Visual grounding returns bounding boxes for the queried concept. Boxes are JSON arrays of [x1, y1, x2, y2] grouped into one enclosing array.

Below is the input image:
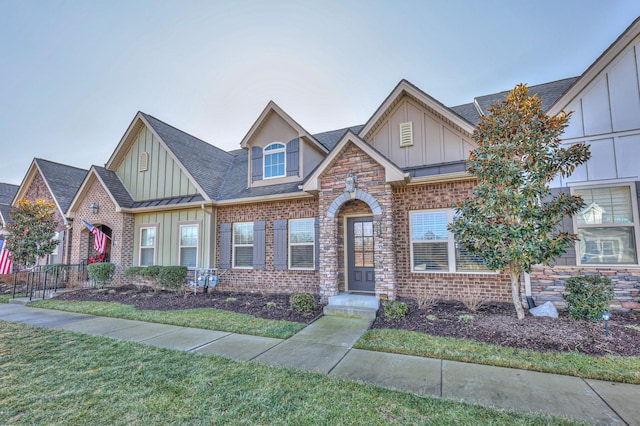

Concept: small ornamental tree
[[448, 84, 591, 320], [5, 198, 60, 269]]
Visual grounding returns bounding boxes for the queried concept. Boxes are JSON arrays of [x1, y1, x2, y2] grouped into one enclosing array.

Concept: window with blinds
[[179, 224, 198, 268], [575, 185, 638, 265], [233, 222, 254, 268], [410, 209, 488, 273], [289, 218, 314, 269]]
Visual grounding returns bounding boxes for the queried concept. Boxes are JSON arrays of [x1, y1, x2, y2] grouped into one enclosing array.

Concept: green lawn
[[0, 321, 581, 425], [356, 329, 640, 384], [29, 299, 304, 339], [25, 298, 640, 383]]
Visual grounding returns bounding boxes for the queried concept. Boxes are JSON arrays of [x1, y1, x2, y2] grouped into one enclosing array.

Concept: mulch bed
[[6, 282, 639, 357], [53, 284, 324, 324], [372, 297, 640, 357]]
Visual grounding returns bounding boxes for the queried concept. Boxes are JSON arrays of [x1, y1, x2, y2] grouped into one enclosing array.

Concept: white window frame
[[288, 218, 315, 270], [573, 183, 640, 266], [178, 222, 199, 268], [232, 222, 254, 269], [409, 209, 491, 274], [263, 142, 286, 179], [139, 225, 158, 266]]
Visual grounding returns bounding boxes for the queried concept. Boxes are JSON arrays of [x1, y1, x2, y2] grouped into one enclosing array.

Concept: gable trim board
[[547, 16, 640, 117], [359, 79, 476, 142], [105, 112, 213, 201], [239, 101, 328, 153], [302, 131, 408, 193]]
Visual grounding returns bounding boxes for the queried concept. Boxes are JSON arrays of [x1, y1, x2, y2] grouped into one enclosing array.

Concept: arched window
[[263, 143, 286, 179]]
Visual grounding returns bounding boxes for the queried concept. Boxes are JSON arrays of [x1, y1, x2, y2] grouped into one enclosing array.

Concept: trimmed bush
[[157, 266, 188, 292], [565, 275, 614, 321], [384, 300, 408, 320], [124, 266, 144, 278], [289, 293, 316, 313], [87, 262, 116, 287], [140, 265, 162, 280]]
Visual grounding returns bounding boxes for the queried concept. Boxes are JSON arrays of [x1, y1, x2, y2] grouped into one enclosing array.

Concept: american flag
[[0, 238, 13, 274], [82, 219, 108, 254]]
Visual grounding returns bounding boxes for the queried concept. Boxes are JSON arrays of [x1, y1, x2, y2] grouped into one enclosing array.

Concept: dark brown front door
[[347, 216, 375, 292]]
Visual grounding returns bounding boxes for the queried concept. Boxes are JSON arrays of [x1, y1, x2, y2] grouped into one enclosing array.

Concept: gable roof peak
[[239, 100, 328, 153]]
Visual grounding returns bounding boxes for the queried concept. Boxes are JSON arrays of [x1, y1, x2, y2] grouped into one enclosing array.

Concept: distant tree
[[5, 198, 59, 269], [448, 84, 591, 320]]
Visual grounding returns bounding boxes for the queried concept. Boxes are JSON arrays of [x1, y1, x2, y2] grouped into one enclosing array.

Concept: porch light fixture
[[91, 202, 99, 214], [602, 311, 611, 337]]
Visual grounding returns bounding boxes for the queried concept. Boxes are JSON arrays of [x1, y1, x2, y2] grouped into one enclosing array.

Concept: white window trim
[[288, 218, 315, 270], [572, 182, 640, 267], [178, 222, 199, 269], [263, 142, 286, 180], [139, 224, 158, 266], [232, 222, 254, 269], [409, 209, 493, 274]]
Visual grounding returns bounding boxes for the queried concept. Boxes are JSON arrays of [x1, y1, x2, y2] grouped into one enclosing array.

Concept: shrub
[[384, 300, 408, 320], [87, 262, 116, 287], [124, 266, 144, 278], [565, 275, 614, 321], [289, 293, 316, 312], [157, 266, 188, 292], [140, 265, 162, 280]]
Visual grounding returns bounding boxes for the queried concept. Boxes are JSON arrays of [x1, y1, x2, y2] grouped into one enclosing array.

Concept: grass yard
[[29, 299, 304, 339], [356, 329, 640, 384], [0, 321, 581, 425]]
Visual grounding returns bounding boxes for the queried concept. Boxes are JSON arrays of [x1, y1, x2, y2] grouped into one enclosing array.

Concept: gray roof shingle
[[313, 125, 364, 151], [141, 113, 235, 200], [453, 77, 579, 126], [0, 204, 12, 225], [0, 183, 18, 205], [93, 166, 134, 209], [36, 159, 88, 214]]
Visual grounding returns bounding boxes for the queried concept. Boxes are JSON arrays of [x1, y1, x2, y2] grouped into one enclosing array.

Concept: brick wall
[[393, 180, 513, 303], [69, 179, 134, 284], [215, 197, 320, 294]]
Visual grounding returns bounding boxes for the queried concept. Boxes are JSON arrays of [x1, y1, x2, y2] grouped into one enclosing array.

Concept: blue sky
[[1, 0, 639, 185]]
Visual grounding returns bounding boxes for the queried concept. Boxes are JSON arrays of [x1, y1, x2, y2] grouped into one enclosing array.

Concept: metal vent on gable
[[399, 122, 413, 147], [138, 152, 149, 172]]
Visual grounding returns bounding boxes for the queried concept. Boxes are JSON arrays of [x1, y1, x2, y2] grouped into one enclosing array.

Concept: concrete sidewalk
[[1, 303, 638, 425]]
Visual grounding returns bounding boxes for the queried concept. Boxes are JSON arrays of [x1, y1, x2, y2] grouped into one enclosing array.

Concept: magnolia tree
[[5, 198, 59, 269], [448, 84, 591, 320]]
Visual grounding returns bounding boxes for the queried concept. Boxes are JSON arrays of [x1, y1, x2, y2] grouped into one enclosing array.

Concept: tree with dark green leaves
[[448, 84, 591, 320], [5, 198, 60, 269]]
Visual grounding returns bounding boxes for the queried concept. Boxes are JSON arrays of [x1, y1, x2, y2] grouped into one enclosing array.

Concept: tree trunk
[[510, 270, 525, 320]]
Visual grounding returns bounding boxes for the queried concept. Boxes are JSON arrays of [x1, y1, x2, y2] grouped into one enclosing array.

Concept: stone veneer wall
[[215, 197, 320, 294], [69, 179, 134, 284], [530, 265, 640, 310], [318, 142, 396, 301], [393, 180, 513, 303]]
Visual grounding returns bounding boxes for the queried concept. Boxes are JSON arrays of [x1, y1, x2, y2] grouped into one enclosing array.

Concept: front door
[[347, 217, 375, 292]]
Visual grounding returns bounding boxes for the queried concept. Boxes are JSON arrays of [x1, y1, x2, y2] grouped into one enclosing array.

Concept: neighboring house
[[0, 182, 18, 236], [64, 17, 640, 308], [12, 158, 87, 266], [527, 17, 640, 308]]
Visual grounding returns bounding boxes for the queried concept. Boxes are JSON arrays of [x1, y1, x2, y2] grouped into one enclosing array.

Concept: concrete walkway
[[1, 303, 638, 425]]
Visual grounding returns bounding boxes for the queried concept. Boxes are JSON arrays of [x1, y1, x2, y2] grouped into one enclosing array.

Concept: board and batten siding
[[117, 126, 199, 201], [133, 208, 214, 268], [369, 97, 475, 169], [554, 33, 640, 187]]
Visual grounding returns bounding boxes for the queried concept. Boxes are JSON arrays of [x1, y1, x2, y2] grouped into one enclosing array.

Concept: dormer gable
[[240, 101, 327, 188], [359, 80, 477, 170]]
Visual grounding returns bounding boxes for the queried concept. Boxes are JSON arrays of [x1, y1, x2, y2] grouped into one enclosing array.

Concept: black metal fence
[[12, 262, 89, 301]]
